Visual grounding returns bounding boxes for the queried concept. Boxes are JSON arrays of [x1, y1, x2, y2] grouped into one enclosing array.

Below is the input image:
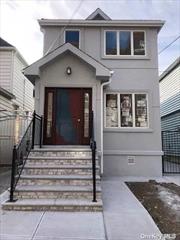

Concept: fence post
[[161, 131, 165, 174], [9, 145, 17, 202], [32, 111, 36, 149]]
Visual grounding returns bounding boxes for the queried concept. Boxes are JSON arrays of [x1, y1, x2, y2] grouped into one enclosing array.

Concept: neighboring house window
[[105, 30, 145, 56], [65, 30, 80, 48], [105, 93, 148, 128]]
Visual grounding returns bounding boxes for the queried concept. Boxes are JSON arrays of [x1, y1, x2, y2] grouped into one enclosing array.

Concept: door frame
[[43, 87, 92, 145]]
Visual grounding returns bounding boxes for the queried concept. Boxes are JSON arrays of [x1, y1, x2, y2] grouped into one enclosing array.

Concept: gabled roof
[[159, 56, 180, 82], [23, 43, 111, 84], [86, 8, 111, 20], [0, 37, 14, 47], [0, 37, 28, 66]]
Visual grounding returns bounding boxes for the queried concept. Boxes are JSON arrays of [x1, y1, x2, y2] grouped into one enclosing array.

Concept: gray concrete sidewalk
[[0, 211, 105, 240], [0, 189, 105, 240], [0, 192, 105, 240], [1, 176, 179, 240], [102, 177, 161, 240]]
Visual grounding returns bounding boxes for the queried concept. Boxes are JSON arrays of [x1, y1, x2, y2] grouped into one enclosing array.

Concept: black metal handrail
[[90, 111, 97, 202], [9, 111, 43, 202]]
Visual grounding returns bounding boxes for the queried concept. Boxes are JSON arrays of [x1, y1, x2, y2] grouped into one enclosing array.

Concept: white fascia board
[[38, 19, 165, 29], [23, 43, 111, 79]]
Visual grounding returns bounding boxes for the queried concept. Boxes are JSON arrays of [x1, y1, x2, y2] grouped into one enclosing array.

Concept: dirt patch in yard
[[126, 181, 180, 239]]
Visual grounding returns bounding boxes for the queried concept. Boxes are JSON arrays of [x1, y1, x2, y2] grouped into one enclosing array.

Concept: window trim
[[64, 29, 81, 48], [104, 92, 149, 129], [104, 30, 146, 57]]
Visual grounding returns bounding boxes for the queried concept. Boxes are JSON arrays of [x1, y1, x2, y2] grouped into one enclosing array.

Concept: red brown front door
[[44, 88, 92, 145]]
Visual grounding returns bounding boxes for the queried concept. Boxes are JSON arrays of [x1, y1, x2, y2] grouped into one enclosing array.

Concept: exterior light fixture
[[66, 67, 72, 75]]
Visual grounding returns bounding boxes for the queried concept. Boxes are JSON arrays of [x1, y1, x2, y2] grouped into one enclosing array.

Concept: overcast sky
[[0, 0, 180, 74]]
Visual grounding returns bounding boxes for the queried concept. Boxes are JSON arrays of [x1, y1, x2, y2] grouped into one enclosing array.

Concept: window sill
[[103, 128, 153, 133], [101, 55, 150, 60]]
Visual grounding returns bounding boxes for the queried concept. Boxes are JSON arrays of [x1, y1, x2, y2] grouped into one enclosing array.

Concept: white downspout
[[100, 70, 114, 174]]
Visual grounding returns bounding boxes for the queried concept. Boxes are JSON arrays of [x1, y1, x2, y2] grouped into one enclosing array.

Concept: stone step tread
[[31, 148, 91, 152], [19, 174, 101, 180], [28, 156, 98, 160], [15, 185, 101, 192], [3, 198, 102, 207], [24, 164, 99, 169]]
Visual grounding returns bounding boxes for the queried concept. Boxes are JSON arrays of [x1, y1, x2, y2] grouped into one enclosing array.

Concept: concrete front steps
[[2, 146, 102, 212], [14, 185, 102, 200], [18, 174, 101, 186], [22, 164, 100, 175], [3, 199, 103, 211]]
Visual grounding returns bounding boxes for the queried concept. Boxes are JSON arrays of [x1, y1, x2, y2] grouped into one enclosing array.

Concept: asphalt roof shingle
[[0, 37, 14, 47]]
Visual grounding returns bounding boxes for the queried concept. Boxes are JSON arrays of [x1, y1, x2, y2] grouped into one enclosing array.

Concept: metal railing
[[9, 112, 43, 201], [90, 111, 97, 202], [162, 131, 180, 174]]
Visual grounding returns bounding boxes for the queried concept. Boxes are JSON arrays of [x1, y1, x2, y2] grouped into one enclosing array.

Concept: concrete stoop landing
[[2, 146, 102, 211]]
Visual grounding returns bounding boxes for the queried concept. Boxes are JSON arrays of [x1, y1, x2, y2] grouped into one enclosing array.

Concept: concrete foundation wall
[[103, 155, 162, 177]]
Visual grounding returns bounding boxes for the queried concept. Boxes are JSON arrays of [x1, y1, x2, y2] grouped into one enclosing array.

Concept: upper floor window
[[105, 31, 117, 55], [105, 30, 145, 56], [65, 30, 80, 48]]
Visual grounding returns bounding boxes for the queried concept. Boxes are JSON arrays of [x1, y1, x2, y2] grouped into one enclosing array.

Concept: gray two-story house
[[2, 9, 165, 211], [24, 8, 164, 177]]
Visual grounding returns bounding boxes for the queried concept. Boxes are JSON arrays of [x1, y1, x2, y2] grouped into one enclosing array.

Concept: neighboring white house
[[0, 87, 15, 165], [159, 57, 180, 131], [0, 37, 34, 112], [0, 37, 34, 165]]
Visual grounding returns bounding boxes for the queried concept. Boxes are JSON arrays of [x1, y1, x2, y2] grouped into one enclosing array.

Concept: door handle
[[77, 119, 81, 122]]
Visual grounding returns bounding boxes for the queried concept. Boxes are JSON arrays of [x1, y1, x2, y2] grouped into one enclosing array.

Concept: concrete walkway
[[1, 176, 179, 240], [0, 191, 105, 240], [102, 177, 161, 240]]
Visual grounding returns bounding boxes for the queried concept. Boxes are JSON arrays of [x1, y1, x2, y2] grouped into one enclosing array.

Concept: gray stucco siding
[[103, 155, 162, 177], [103, 106, 162, 152], [43, 27, 158, 70]]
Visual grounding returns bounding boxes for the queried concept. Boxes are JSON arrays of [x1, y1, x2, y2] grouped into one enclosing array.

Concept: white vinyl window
[[105, 93, 148, 128], [105, 30, 146, 56]]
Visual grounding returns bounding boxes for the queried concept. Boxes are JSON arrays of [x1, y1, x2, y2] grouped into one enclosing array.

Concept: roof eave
[[159, 56, 180, 82], [23, 43, 111, 83], [38, 19, 165, 29], [0, 87, 16, 100]]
